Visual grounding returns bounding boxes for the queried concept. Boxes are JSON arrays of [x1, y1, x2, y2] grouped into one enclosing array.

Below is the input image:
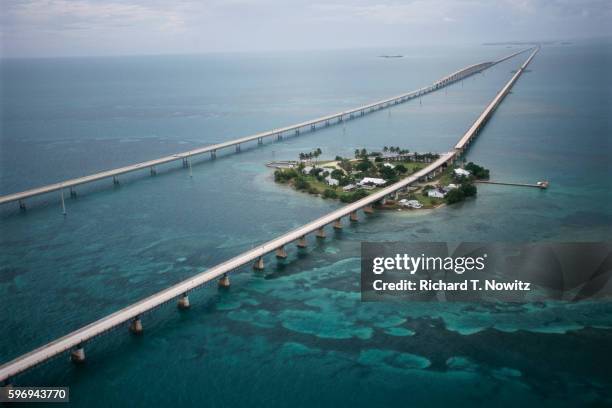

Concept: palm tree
[[383, 146, 388, 153], [314, 148, 321, 166]]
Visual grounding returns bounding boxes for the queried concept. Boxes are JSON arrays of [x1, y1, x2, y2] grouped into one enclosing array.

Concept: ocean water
[[0, 42, 611, 407]]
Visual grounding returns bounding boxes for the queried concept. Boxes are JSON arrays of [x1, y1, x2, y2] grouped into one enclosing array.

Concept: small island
[[270, 147, 490, 210]]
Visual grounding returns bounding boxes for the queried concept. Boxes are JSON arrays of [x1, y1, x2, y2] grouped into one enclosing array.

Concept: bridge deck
[[455, 47, 539, 150]]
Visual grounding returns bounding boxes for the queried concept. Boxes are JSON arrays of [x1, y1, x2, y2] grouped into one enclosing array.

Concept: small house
[[427, 188, 446, 198], [358, 177, 386, 187], [454, 168, 471, 178], [325, 176, 339, 186]]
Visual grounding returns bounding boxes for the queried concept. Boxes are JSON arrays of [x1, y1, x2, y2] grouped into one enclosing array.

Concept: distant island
[[378, 55, 404, 58], [269, 147, 490, 210], [482, 41, 552, 46]]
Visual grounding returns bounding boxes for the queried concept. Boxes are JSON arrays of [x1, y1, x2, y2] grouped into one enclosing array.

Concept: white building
[[325, 176, 339, 186], [447, 183, 459, 190], [343, 184, 356, 192], [383, 163, 395, 169], [427, 189, 446, 198], [399, 199, 423, 209], [406, 200, 423, 209], [454, 168, 471, 177], [302, 166, 313, 175], [358, 177, 386, 187]]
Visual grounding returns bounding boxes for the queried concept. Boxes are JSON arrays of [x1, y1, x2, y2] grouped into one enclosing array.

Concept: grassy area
[[275, 159, 444, 205]]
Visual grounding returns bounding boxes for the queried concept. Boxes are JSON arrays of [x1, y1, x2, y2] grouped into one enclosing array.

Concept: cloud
[[0, 0, 610, 57], [310, 1, 454, 25], [1, 0, 189, 33]]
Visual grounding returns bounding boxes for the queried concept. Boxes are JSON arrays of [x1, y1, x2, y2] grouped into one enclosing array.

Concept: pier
[[0, 49, 530, 213], [0, 47, 538, 383], [475, 180, 549, 189]]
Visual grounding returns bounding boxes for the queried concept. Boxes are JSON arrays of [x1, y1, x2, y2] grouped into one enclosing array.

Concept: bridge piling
[[316, 227, 326, 239], [333, 219, 343, 230], [253, 256, 264, 270], [60, 190, 66, 216], [276, 246, 288, 259], [364, 205, 374, 214], [129, 317, 143, 334], [218, 274, 230, 288], [150, 167, 156, 176], [178, 293, 190, 309], [350, 211, 358, 222], [19, 200, 26, 211], [297, 236, 307, 248], [188, 158, 193, 178], [71, 345, 85, 364], [113, 176, 119, 185]]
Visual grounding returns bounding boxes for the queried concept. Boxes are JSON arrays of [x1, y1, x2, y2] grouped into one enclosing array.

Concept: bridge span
[[0, 48, 530, 213], [0, 46, 540, 383]]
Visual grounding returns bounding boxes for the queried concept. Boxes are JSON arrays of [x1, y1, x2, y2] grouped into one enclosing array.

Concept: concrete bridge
[[455, 47, 539, 152], [0, 49, 530, 214], [0, 47, 539, 384]]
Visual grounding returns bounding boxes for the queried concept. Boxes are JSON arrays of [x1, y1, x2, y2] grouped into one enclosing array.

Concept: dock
[[475, 180, 549, 189]]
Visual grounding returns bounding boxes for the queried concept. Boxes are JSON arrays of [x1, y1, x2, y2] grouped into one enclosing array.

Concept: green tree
[[395, 164, 408, 174], [331, 169, 344, 180], [313, 148, 322, 165], [380, 166, 397, 180], [294, 177, 310, 191], [460, 182, 477, 197], [340, 189, 369, 203], [465, 162, 490, 179], [322, 189, 338, 199], [445, 188, 465, 204], [356, 160, 371, 172]]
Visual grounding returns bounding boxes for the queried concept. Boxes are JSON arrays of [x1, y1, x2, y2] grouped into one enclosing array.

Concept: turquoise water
[[0, 42, 611, 406]]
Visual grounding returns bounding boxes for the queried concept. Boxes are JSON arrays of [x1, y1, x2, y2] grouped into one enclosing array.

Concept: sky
[[1, 0, 611, 58]]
